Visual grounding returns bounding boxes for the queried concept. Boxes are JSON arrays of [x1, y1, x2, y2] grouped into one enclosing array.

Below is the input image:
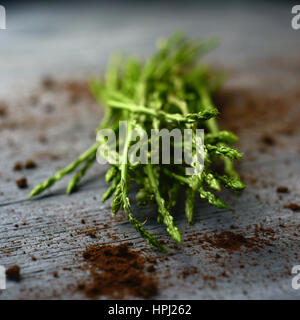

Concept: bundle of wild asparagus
[[29, 33, 245, 252]]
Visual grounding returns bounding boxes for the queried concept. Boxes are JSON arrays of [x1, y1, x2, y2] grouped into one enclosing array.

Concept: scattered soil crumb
[[13, 162, 23, 171], [24, 159, 37, 169], [261, 135, 276, 146], [42, 76, 56, 90], [204, 231, 259, 253], [87, 229, 96, 238], [276, 186, 289, 193], [284, 203, 300, 211], [182, 266, 198, 279], [6, 265, 21, 281], [147, 265, 156, 273], [34, 152, 60, 160], [0, 103, 7, 117], [16, 177, 28, 189], [53, 271, 59, 278], [63, 267, 72, 271]]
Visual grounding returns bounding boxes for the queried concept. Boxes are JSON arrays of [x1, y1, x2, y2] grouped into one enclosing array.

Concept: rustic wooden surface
[[0, 2, 300, 299]]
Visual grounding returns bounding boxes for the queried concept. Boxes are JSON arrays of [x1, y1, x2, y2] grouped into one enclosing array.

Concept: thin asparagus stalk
[[145, 163, 182, 243], [163, 168, 227, 209], [106, 100, 218, 123], [199, 87, 243, 182], [66, 154, 97, 194], [102, 175, 119, 202], [185, 188, 196, 225], [28, 143, 99, 199], [118, 113, 166, 250]]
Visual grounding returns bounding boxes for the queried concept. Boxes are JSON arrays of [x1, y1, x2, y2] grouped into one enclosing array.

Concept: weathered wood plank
[[0, 2, 300, 299]]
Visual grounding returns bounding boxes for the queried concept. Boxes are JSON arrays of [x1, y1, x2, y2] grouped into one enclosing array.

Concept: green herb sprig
[[29, 33, 245, 252]]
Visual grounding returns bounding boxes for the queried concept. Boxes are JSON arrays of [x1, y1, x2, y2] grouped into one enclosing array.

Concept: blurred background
[[0, 0, 299, 94]]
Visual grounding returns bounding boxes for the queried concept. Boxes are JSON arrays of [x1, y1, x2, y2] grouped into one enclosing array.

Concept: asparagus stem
[[206, 144, 242, 159], [163, 168, 227, 209], [28, 143, 99, 198], [119, 113, 166, 251], [66, 154, 97, 195], [146, 164, 182, 243], [199, 87, 241, 179], [106, 100, 218, 123], [185, 188, 195, 225], [102, 175, 119, 202], [127, 211, 167, 252]]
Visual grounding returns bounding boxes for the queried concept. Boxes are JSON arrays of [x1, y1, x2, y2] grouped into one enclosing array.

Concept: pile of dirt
[[78, 243, 158, 299]]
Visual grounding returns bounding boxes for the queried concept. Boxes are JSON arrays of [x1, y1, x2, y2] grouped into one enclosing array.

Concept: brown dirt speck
[[6, 265, 21, 281], [13, 162, 23, 171], [276, 186, 289, 193], [284, 203, 300, 211], [24, 159, 37, 169], [16, 177, 28, 189]]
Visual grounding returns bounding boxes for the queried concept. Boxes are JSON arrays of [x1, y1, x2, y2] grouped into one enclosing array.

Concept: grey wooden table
[[0, 2, 300, 299]]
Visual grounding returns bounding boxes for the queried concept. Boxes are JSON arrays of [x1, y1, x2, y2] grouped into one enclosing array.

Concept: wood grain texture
[[0, 2, 300, 299]]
